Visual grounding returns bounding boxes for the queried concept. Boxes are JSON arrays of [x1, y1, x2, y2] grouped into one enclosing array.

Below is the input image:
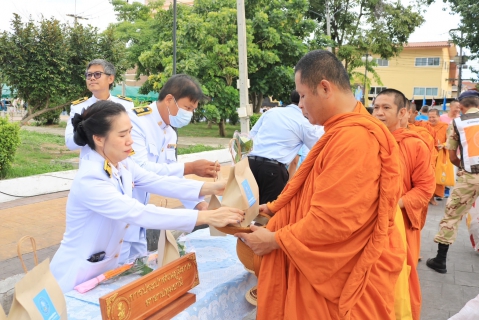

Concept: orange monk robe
[[393, 128, 435, 320], [408, 123, 437, 168], [257, 102, 406, 320], [415, 120, 436, 141], [431, 122, 449, 197]]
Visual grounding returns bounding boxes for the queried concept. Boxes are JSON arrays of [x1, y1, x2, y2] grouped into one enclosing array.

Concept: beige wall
[[356, 45, 458, 102]]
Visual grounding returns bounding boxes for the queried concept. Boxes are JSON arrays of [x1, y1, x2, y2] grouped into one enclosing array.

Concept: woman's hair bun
[[72, 113, 88, 147]]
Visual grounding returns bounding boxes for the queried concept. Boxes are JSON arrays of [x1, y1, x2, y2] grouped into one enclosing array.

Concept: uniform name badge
[[166, 144, 176, 161]]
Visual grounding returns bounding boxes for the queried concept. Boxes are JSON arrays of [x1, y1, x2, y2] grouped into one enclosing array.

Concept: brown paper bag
[[156, 230, 180, 268], [0, 305, 6, 320], [208, 195, 226, 236], [221, 157, 259, 227], [8, 236, 67, 320]]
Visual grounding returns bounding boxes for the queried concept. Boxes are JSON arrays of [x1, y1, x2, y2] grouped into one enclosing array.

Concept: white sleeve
[[129, 122, 184, 177], [78, 178, 198, 232], [65, 104, 82, 150], [129, 159, 202, 201], [301, 123, 324, 150]]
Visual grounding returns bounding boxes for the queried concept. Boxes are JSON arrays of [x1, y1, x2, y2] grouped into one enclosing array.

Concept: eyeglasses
[[85, 71, 110, 80]]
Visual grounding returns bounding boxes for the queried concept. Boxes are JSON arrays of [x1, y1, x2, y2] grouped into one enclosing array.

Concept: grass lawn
[[2, 130, 222, 179], [177, 122, 240, 138], [3, 130, 79, 179]]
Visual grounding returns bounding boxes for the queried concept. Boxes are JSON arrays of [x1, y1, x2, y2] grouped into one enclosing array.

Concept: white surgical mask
[[168, 98, 193, 128]]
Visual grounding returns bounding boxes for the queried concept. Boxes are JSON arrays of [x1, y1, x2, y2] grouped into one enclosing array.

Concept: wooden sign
[[99, 253, 199, 320]]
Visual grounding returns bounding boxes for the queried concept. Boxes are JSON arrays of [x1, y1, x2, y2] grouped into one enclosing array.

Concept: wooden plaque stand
[[99, 253, 199, 320]]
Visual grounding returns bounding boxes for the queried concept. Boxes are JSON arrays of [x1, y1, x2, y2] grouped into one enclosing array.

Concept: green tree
[[308, 0, 425, 89], [0, 15, 128, 125]]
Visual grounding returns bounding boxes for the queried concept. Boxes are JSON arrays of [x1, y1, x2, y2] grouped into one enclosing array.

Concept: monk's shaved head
[[428, 109, 440, 116], [295, 50, 351, 93], [376, 89, 407, 114]]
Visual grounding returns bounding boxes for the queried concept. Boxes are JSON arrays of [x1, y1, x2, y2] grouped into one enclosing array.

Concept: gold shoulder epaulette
[[117, 95, 133, 102], [71, 97, 88, 105], [132, 106, 152, 116], [129, 149, 135, 156], [104, 160, 112, 178]]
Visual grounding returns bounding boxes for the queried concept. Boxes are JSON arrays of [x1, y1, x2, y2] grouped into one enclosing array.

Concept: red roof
[[405, 41, 451, 48]]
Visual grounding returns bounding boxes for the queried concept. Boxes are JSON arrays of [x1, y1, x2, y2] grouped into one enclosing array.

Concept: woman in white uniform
[[50, 101, 244, 292]]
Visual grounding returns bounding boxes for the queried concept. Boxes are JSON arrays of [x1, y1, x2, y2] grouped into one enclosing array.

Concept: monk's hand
[[259, 204, 273, 217], [235, 225, 280, 256]]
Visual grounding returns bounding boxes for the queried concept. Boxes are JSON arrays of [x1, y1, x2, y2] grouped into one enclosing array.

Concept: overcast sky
[[0, 0, 477, 79]]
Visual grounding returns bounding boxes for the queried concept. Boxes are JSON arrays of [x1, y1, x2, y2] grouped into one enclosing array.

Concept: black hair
[[460, 97, 479, 108], [428, 108, 440, 116], [376, 88, 407, 113], [290, 90, 300, 104], [158, 74, 207, 103], [420, 105, 429, 113], [295, 50, 351, 93], [72, 100, 127, 150]]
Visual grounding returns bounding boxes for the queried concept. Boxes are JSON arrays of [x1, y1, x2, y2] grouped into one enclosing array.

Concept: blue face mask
[[168, 98, 193, 128]]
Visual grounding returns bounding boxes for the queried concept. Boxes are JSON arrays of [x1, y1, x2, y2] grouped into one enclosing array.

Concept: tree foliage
[[445, 0, 479, 77], [308, 0, 426, 88], [0, 15, 128, 125], [112, 0, 319, 135]]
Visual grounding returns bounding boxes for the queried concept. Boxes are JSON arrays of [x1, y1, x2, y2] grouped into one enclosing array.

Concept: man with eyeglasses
[[65, 59, 134, 157]]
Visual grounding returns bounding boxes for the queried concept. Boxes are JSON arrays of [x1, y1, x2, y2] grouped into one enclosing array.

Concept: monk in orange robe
[[373, 89, 435, 320], [236, 51, 405, 320], [407, 103, 436, 169], [428, 108, 450, 203]]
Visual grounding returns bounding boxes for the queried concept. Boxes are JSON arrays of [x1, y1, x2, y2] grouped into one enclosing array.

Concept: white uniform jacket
[[50, 151, 202, 293], [125, 103, 202, 242], [65, 95, 134, 158]]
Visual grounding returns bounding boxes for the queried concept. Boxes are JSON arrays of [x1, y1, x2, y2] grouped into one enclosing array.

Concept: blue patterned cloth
[[65, 228, 257, 320]]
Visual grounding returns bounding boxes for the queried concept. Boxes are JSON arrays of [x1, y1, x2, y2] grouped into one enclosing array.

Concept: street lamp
[[361, 54, 373, 104]]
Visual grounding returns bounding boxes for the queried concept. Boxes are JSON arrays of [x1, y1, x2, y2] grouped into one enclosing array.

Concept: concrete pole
[[173, 0, 177, 75], [236, 0, 250, 134], [326, 1, 332, 52]]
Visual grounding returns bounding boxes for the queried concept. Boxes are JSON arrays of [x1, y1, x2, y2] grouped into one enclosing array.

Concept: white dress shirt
[[65, 94, 134, 157], [50, 151, 203, 292], [124, 102, 202, 244], [249, 104, 324, 164]]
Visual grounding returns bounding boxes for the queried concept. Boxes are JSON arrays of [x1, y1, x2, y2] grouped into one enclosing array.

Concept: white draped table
[[65, 228, 257, 320]]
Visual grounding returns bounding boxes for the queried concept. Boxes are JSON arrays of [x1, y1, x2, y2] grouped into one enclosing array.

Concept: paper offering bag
[[208, 195, 226, 236], [0, 305, 6, 320], [221, 157, 259, 227], [8, 236, 66, 320]]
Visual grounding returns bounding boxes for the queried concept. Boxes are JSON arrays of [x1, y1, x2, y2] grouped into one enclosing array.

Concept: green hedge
[[0, 117, 21, 176], [249, 113, 262, 129]]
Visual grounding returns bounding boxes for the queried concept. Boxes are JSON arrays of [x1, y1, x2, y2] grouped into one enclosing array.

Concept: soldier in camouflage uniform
[[427, 90, 479, 273]]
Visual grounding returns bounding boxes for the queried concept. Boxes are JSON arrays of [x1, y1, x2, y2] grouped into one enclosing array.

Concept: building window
[[369, 86, 388, 96], [415, 57, 440, 67], [375, 58, 389, 67], [413, 87, 439, 96]]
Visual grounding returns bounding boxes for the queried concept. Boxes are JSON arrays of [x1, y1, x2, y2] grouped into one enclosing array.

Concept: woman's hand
[[199, 180, 226, 196], [196, 207, 245, 227]]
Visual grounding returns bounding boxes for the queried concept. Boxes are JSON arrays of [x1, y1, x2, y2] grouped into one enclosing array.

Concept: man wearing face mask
[[121, 74, 220, 263]]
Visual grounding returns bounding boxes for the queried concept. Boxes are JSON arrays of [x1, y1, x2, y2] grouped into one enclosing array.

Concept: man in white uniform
[[65, 59, 135, 158], [122, 74, 219, 262]]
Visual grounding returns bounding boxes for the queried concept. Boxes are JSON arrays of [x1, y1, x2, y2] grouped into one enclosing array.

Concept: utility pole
[[236, 0, 251, 134], [361, 54, 373, 105], [326, 2, 331, 52], [67, 0, 87, 25], [172, 0, 177, 75]]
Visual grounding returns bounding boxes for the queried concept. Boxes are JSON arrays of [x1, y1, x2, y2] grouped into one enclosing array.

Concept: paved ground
[[1, 185, 478, 318]]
